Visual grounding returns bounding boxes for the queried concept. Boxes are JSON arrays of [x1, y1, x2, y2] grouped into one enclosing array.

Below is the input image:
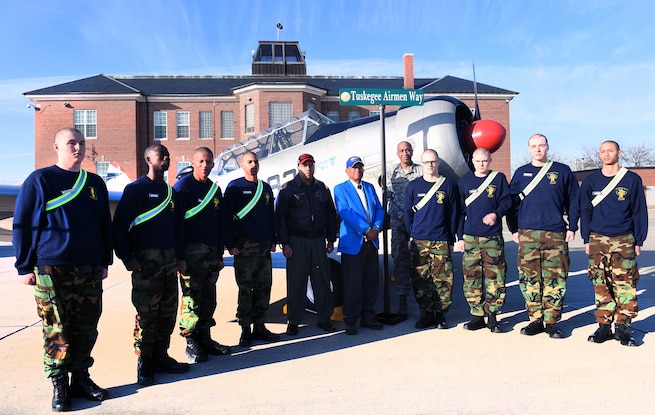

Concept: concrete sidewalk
[[1, 234, 655, 414]]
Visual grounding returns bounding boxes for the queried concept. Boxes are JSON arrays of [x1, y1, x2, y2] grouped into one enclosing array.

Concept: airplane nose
[[464, 119, 506, 153]]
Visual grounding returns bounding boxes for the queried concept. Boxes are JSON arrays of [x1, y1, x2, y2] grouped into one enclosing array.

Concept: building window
[[245, 104, 254, 133], [199, 111, 213, 140], [96, 161, 109, 180], [307, 103, 315, 111], [327, 110, 340, 122], [177, 161, 191, 177], [369, 110, 381, 117], [154, 111, 167, 140], [177, 111, 190, 140], [269, 102, 292, 127], [74, 110, 97, 139], [348, 110, 360, 120], [221, 111, 235, 139]]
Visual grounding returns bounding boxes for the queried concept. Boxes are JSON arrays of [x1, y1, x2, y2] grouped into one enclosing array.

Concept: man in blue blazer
[[334, 156, 386, 335]]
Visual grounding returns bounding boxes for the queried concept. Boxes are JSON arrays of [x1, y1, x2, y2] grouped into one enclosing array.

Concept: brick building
[[24, 40, 518, 184]]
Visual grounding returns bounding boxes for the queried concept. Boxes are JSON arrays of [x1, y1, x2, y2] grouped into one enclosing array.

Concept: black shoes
[[588, 324, 613, 344], [436, 312, 448, 329], [153, 351, 190, 374], [239, 326, 252, 347], [199, 330, 231, 355], [344, 322, 358, 335], [614, 324, 637, 347], [487, 314, 502, 333], [70, 369, 108, 401], [51, 373, 71, 412], [360, 319, 383, 330], [415, 311, 436, 329], [520, 320, 545, 336], [286, 323, 299, 336], [317, 321, 337, 333], [185, 336, 209, 363], [545, 324, 564, 339], [463, 316, 486, 331], [252, 324, 280, 342], [137, 354, 155, 386]]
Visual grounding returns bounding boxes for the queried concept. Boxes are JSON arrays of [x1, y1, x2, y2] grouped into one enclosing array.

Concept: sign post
[[340, 88, 424, 325]]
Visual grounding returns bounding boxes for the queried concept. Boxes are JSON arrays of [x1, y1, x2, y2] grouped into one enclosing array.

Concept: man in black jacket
[[276, 153, 339, 335]]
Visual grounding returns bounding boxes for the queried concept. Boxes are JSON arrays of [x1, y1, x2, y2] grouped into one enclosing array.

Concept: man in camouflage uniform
[[508, 134, 579, 339], [113, 144, 189, 386], [224, 151, 280, 347], [455, 148, 511, 333], [580, 140, 648, 346], [386, 141, 422, 315], [174, 147, 230, 362], [13, 127, 112, 411], [404, 149, 459, 329]]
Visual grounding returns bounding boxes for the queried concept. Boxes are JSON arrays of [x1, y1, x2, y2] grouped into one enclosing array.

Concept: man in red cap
[[276, 153, 339, 335]]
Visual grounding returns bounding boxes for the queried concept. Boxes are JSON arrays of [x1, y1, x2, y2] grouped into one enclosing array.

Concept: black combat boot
[[239, 325, 252, 347], [436, 311, 448, 329], [520, 320, 544, 336], [70, 369, 108, 401], [200, 328, 231, 355], [136, 353, 155, 386], [545, 323, 564, 339], [51, 373, 71, 412], [487, 313, 502, 333], [252, 323, 280, 342], [185, 335, 209, 363], [397, 295, 408, 316], [463, 315, 486, 331], [153, 350, 190, 373], [415, 311, 436, 329], [614, 324, 637, 347], [587, 323, 613, 343]]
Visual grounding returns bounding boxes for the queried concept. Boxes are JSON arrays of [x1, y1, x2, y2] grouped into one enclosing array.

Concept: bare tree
[[621, 144, 655, 167], [576, 143, 655, 169]]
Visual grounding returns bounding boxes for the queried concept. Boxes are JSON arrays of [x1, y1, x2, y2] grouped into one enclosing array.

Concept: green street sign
[[339, 88, 424, 106]]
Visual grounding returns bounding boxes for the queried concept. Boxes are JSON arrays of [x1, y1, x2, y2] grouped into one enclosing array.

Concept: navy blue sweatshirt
[[13, 166, 112, 275], [457, 171, 511, 239], [579, 169, 648, 245], [112, 175, 184, 264], [174, 174, 224, 256], [404, 176, 459, 243], [508, 161, 580, 233], [223, 177, 276, 250]]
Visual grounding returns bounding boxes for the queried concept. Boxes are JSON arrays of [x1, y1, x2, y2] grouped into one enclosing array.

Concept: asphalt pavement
[[1, 222, 655, 414]]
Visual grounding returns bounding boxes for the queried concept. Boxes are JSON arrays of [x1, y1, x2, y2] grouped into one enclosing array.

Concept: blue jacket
[[334, 180, 385, 255]]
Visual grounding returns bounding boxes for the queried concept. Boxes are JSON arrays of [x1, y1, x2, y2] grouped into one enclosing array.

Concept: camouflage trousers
[[588, 232, 639, 326], [391, 224, 412, 296], [178, 242, 222, 337], [517, 230, 569, 324], [34, 264, 103, 377], [410, 240, 453, 313], [233, 239, 273, 327], [131, 248, 178, 355], [461, 234, 507, 316]]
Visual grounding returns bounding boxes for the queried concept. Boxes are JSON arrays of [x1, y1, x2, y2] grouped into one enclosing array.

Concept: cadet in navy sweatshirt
[[13, 127, 112, 411], [455, 148, 511, 333], [404, 149, 459, 330], [113, 144, 188, 386], [580, 140, 648, 347], [508, 133, 579, 339]]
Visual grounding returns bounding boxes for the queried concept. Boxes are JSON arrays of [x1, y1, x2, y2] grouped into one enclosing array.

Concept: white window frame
[[154, 111, 167, 140], [199, 111, 213, 140], [245, 104, 255, 133], [176, 111, 190, 140], [221, 110, 235, 140], [74, 110, 97, 139], [269, 102, 293, 128], [96, 161, 109, 180]]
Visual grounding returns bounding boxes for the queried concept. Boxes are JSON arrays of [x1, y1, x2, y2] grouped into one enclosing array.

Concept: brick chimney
[[403, 53, 414, 89]]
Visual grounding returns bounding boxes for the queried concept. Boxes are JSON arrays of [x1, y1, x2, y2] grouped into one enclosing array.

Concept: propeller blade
[[472, 60, 481, 121]]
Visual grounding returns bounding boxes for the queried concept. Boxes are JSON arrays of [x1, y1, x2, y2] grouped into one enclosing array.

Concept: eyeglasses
[[422, 160, 438, 165]]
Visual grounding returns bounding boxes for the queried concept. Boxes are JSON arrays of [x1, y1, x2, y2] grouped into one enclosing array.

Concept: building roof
[[24, 74, 517, 97]]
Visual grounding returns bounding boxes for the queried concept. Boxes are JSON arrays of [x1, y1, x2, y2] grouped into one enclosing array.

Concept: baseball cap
[[346, 156, 364, 168], [298, 153, 315, 165]]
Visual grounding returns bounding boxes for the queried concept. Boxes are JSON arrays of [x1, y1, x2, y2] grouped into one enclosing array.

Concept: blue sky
[[1, 0, 653, 184]]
